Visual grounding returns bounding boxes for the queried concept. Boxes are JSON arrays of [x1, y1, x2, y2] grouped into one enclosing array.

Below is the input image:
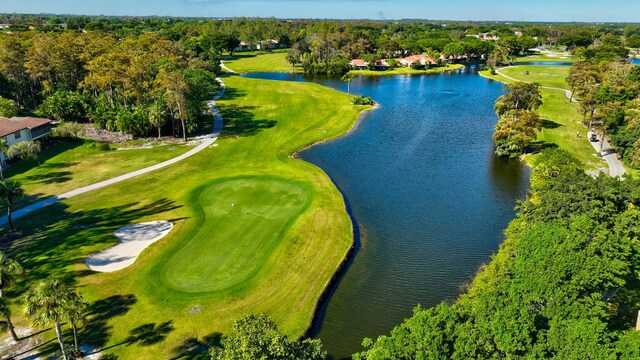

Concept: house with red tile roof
[[349, 59, 369, 70], [0, 116, 52, 164], [398, 54, 437, 67]]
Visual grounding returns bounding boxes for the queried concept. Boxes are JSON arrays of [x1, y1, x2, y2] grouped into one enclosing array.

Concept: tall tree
[[494, 82, 543, 116], [210, 314, 326, 360], [0, 297, 19, 341], [0, 251, 23, 341], [0, 180, 25, 232], [24, 279, 73, 360], [66, 290, 88, 354], [154, 66, 190, 142]]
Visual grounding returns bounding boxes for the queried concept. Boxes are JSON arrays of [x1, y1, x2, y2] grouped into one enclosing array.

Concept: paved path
[[0, 79, 226, 228], [220, 60, 235, 74], [587, 131, 627, 177], [494, 66, 626, 177]]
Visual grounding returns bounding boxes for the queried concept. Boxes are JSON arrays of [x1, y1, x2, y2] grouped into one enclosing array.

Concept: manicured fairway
[[499, 65, 571, 89], [5, 75, 368, 358], [2, 140, 191, 210], [480, 66, 607, 171], [161, 177, 310, 293], [224, 51, 297, 72]]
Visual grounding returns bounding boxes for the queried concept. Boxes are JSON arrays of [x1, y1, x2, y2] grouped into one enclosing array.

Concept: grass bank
[[3, 140, 192, 210], [224, 51, 299, 73], [479, 66, 607, 171], [349, 64, 464, 76], [4, 75, 370, 358]]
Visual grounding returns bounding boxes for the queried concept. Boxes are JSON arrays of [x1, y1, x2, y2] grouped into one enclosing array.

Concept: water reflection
[[244, 67, 531, 358]]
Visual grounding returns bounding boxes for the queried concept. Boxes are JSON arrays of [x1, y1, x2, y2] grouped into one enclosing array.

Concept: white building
[[0, 117, 52, 164]]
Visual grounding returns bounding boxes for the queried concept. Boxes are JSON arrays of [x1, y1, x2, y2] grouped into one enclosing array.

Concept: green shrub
[[352, 96, 374, 105], [89, 141, 111, 151]]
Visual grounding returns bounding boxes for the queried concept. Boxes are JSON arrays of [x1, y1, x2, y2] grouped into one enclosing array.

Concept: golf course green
[[161, 177, 311, 293], [5, 75, 370, 358]]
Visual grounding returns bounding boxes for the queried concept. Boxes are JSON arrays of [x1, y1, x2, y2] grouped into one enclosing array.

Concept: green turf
[[161, 177, 310, 293], [4, 75, 369, 359], [224, 51, 299, 73], [513, 54, 573, 63], [3, 140, 191, 210], [499, 66, 571, 89], [479, 67, 608, 171], [348, 64, 464, 76]]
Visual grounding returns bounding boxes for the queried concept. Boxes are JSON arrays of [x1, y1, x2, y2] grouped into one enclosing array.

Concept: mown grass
[[348, 64, 464, 76], [224, 51, 299, 73], [3, 140, 191, 210], [499, 66, 571, 89], [513, 54, 573, 63], [4, 75, 369, 359], [480, 67, 607, 171]]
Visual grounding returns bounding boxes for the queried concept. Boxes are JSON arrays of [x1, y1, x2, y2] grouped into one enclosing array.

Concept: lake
[[244, 67, 531, 358]]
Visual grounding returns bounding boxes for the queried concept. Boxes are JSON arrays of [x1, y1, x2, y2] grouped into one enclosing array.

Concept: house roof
[[0, 117, 52, 137], [350, 59, 368, 67]]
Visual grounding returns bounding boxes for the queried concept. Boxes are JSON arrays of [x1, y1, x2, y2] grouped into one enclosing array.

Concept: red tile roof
[[0, 117, 51, 137], [350, 59, 368, 67]]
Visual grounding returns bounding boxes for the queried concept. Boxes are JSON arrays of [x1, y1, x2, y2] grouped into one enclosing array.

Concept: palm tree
[[66, 290, 88, 353], [25, 279, 73, 360], [0, 297, 19, 341], [0, 251, 23, 299], [0, 180, 25, 232], [341, 74, 354, 95]]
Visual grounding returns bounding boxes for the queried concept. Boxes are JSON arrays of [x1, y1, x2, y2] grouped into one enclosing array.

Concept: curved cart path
[[494, 67, 626, 177], [0, 79, 226, 227]]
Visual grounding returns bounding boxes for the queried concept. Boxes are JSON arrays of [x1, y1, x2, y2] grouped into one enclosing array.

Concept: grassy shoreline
[[479, 67, 608, 171], [4, 76, 371, 359], [348, 64, 464, 76]]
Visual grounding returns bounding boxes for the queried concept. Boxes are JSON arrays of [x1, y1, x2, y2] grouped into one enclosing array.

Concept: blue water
[[632, 58, 640, 65], [244, 68, 531, 358]]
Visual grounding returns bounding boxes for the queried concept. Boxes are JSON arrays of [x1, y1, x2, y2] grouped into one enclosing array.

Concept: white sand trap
[[86, 221, 173, 272]]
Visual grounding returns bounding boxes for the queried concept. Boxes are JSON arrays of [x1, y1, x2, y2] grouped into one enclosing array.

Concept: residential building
[[0, 117, 52, 164]]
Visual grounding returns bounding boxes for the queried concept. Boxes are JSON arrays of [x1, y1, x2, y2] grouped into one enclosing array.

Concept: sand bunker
[[86, 221, 173, 272]]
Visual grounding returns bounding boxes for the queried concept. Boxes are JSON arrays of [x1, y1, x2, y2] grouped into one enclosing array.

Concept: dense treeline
[[566, 37, 640, 168], [0, 30, 220, 138], [355, 149, 640, 359]]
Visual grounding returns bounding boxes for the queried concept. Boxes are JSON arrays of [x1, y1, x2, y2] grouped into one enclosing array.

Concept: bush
[[89, 141, 111, 151], [352, 96, 375, 105]]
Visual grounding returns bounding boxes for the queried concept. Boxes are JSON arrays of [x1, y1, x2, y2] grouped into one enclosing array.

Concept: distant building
[[398, 54, 437, 67], [468, 33, 500, 42], [0, 24, 11, 30], [0, 117, 52, 164], [349, 59, 369, 70]]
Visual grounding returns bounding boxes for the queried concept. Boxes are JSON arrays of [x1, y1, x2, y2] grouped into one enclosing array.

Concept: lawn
[[4, 75, 369, 359], [224, 51, 299, 73], [348, 64, 464, 76], [2, 140, 192, 210], [513, 53, 573, 63], [480, 66, 607, 171], [499, 65, 571, 89]]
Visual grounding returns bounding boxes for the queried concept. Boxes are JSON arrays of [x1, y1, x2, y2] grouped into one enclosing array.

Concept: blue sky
[[1, 0, 639, 22]]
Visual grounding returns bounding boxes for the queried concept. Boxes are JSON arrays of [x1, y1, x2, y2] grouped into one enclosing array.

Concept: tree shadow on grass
[[542, 119, 564, 129], [78, 294, 139, 349], [2, 139, 85, 178], [527, 141, 558, 155], [24, 170, 73, 184], [6, 198, 183, 296], [170, 332, 223, 359], [220, 104, 277, 138]]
